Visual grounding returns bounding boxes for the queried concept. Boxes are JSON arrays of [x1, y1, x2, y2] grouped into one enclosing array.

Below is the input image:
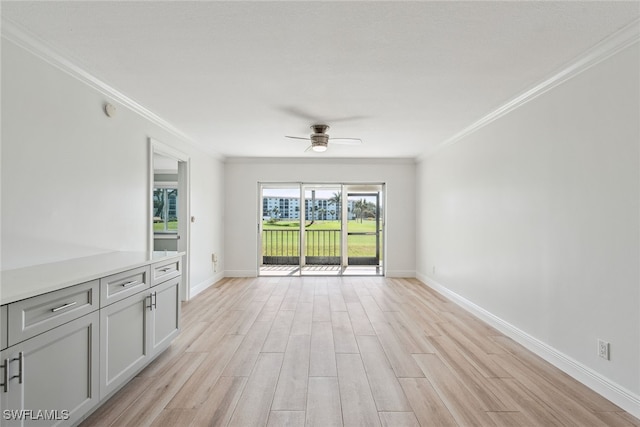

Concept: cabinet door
[[1, 311, 99, 427], [99, 291, 151, 399], [149, 277, 180, 355]]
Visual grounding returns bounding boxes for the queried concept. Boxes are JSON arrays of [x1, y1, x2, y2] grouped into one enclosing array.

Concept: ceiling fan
[[286, 124, 362, 152]]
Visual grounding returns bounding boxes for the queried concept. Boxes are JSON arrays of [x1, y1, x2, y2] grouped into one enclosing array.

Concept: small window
[[153, 186, 178, 232]]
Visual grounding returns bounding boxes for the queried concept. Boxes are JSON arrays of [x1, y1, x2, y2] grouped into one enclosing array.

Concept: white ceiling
[[2, 1, 638, 159]]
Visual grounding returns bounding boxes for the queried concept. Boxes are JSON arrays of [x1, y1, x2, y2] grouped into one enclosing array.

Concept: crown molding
[[224, 156, 416, 165], [1, 17, 224, 160], [418, 18, 640, 162]]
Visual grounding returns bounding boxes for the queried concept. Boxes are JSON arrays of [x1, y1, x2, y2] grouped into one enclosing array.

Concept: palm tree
[[354, 198, 375, 223], [271, 206, 280, 220], [328, 192, 341, 209]]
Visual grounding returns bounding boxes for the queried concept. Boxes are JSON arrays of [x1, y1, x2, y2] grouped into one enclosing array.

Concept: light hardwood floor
[[81, 276, 640, 427]]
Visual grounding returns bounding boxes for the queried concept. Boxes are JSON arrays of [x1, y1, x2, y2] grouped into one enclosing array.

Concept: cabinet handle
[[52, 301, 77, 312], [12, 353, 23, 384], [1, 353, 23, 392], [159, 267, 172, 273], [152, 292, 158, 310], [1, 358, 8, 392], [146, 294, 153, 310], [122, 280, 138, 288]]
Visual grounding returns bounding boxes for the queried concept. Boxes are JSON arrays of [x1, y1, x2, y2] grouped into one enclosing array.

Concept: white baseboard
[[189, 272, 225, 299], [224, 270, 257, 278], [415, 272, 640, 419], [385, 270, 416, 278]]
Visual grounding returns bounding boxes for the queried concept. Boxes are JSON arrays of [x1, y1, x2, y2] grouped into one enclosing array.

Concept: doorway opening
[[149, 138, 191, 301], [258, 183, 384, 276]]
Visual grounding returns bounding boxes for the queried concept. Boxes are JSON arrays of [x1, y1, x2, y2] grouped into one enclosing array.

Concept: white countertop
[[0, 251, 184, 305]]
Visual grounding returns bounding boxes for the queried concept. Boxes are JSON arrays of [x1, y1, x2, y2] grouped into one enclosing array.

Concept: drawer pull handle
[[159, 267, 173, 273], [52, 301, 77, 312], [122, 280, 138, 288]]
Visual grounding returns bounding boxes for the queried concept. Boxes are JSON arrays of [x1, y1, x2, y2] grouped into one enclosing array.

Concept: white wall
[[224, 158, 415, 277], [1, 38, 224, 296], [416, 42, 639, 408]]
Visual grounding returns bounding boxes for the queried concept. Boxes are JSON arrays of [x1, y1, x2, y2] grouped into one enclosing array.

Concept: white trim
[[419, 18, 640, 161], [416, 272, 640, 419], [224, 270, 258, 278], [225, 157, 416, 165], [149, 138, 192, 301], [1, 17, 224, 160], [190, 272, 225, 299], [150, 138, 190, 163]]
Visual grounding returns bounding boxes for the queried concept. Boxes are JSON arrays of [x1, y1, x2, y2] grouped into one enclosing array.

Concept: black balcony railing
[[262, 229, 341, 265]]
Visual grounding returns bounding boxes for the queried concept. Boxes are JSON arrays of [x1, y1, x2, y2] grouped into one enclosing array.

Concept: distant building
[[263, 197, 355, 220]]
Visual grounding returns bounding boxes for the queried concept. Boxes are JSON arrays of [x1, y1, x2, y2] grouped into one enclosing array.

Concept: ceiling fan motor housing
[[311, 124, 329, 134], [311, 133, 329, 150]]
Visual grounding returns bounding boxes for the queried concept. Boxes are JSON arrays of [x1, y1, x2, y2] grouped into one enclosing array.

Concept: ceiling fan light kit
[[311, 142, 328, 152], [311, 133, 329, 152]]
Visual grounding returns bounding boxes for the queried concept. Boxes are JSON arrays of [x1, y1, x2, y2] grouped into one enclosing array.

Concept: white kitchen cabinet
[[0, 252, 183, 424], [149, 275, 180, 355], [1, 311, 99, 427], [99, 289, 152, 399]]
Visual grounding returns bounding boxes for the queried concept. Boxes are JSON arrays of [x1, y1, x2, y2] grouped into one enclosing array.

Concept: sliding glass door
[[259, 183, 384, 276]]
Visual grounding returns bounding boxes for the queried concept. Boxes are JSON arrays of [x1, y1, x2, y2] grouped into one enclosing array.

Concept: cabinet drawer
[[151, 257, 181, 286], [1, 305, 7, 350], [100, 265, 150, 307], [7, 280, 98, 346]]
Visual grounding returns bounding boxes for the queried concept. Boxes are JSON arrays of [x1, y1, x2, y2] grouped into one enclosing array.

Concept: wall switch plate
[[598, 339, 610, 360]]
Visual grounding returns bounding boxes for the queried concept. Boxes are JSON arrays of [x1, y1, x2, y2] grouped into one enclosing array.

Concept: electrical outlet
[[598, 339, 610, 360], [212, 253, 218, 263]]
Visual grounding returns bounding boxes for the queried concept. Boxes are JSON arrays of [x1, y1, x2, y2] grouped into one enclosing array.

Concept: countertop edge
[[1, 251, 185, 305]]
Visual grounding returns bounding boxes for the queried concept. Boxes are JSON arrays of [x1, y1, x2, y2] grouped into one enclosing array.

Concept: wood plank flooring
[[81, 276, 639, 427]]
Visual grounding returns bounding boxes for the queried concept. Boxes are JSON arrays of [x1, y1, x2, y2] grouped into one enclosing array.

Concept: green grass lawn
[[154, 221, 178, 231], [262, 220, 382, 258]]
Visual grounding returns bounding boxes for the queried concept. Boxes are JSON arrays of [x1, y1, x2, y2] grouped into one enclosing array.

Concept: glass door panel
[[260, 185, 302, 275], [302, 185, 342, 275], [346, 188, 383, 273]]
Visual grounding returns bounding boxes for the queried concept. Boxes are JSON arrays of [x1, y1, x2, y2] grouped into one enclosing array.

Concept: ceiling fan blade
[[330, 138, 362, 145], [278, 106, 318, 121], [285, 136, 311, 141], [277, 106, 369, 123]]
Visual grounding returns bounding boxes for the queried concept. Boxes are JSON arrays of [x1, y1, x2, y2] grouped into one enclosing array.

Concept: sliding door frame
[[258, 182, 385, 276]]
